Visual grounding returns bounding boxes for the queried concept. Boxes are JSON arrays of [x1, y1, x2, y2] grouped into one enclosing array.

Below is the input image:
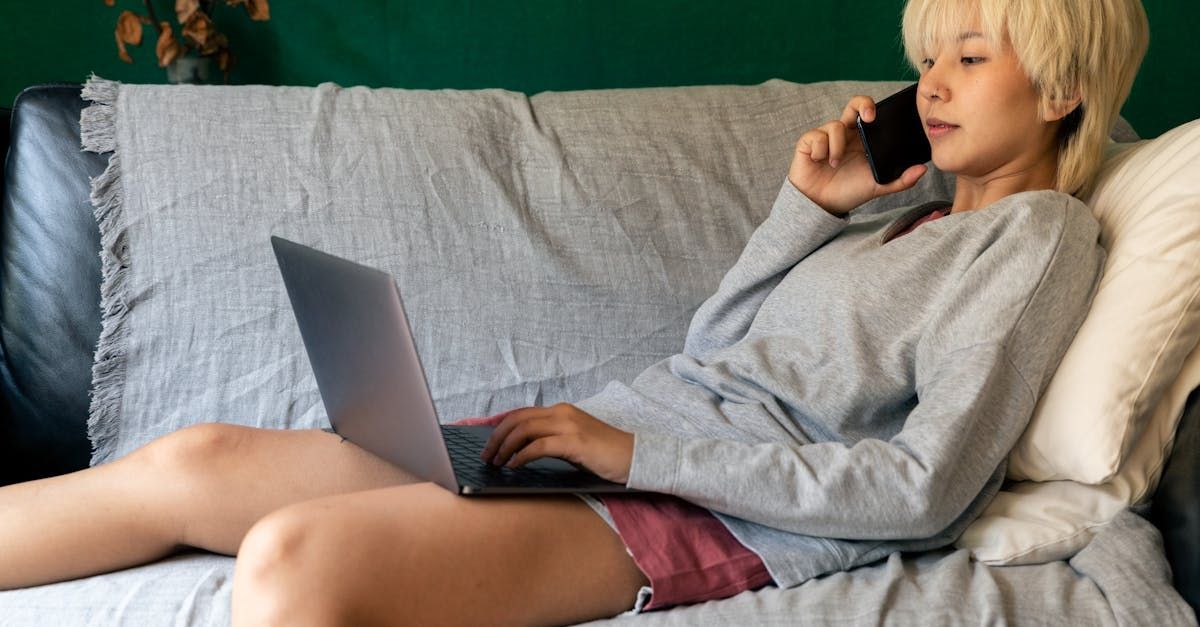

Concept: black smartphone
[[856, 83, 931, 185]]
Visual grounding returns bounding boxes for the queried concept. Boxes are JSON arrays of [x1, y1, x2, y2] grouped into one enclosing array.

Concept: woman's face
[[915, 26, 1057, 182]]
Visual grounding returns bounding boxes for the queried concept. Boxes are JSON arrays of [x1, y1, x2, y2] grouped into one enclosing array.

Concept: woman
[[0, 0, 1149, 624]]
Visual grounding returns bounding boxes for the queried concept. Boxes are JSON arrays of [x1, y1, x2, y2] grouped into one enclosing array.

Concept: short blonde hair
[[900, 0, 1150, 199]]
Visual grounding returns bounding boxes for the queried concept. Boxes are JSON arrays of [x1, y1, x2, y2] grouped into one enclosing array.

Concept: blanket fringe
[[80, 73, 128, 467], [80, 73, 119, 153]]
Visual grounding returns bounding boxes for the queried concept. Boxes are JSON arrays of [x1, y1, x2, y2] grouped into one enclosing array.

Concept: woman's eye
[[921, 57, 982, 69]]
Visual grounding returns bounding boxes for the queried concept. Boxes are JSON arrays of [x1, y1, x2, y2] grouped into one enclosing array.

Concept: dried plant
[[105, 0, 270, 79]]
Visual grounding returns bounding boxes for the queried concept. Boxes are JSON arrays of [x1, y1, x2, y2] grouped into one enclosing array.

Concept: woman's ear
[[1047, 91, 1083, 123]]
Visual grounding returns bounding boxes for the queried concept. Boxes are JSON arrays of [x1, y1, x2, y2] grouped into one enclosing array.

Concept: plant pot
[[166, 56, 214, 84]]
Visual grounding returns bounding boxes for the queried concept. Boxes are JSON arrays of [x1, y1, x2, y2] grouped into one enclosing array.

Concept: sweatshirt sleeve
[[627, 195, 1106, 540], [682, 177, 848, 362]]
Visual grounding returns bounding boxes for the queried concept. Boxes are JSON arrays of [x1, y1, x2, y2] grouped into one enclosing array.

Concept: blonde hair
[[899, 0, 1149, 199]]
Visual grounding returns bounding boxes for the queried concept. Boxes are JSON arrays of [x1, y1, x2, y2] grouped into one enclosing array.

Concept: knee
[[232, 509, 349, 625], [131, 422, 245, 475], [236, 509, 313, 582]]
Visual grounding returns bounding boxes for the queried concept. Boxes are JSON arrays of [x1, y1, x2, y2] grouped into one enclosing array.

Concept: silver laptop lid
[[270, 236, 459, 492]]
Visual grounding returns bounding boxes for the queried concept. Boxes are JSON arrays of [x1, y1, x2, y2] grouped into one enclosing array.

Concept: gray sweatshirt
[[573, 177, 1106, 589]]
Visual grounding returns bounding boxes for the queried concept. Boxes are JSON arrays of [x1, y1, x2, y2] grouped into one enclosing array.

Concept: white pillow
[[1010, 120, 1200, 484], [957, 336, 1200, 564], [956, 118, 1200, 564]]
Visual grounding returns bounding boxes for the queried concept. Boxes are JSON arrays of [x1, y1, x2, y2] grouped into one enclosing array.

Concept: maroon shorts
[[450, 408, 774, 612]]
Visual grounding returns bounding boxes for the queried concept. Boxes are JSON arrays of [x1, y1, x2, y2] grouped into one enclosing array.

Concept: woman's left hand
[[479, 403, 635, 484]]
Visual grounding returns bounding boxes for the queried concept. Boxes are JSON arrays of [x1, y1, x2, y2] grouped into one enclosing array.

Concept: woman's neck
[[948, 143, 1062, 215]]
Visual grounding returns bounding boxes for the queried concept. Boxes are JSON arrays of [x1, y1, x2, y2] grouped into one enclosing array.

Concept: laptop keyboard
[[440, 425, 603, 489]]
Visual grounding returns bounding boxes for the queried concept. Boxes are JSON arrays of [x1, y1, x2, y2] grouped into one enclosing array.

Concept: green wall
[[2, 1, 1196, 138]]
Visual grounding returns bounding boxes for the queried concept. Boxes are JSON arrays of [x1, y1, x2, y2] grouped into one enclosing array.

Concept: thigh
[[136, 423, 423, 554], [234, 482, 649, 626]]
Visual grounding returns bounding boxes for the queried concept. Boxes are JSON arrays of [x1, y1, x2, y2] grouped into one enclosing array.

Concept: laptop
[[270, 236, 645, 496]]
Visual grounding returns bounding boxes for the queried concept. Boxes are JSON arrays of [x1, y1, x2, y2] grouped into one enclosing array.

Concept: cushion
[[1009, 121, 1200, 483], [958, 335, 1200, 564], [956, 118, 1200, 564], [0, 511, 1192, 623]]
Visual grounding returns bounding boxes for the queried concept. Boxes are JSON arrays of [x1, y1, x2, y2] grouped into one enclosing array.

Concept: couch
[[0, 80, 1197, 625]]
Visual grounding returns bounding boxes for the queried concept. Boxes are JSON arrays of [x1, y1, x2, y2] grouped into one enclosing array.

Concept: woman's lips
[[928, 124, 958, 138]]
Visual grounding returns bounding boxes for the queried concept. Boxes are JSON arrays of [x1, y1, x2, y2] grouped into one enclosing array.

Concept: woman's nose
[[920, 75, 947, 102], [919, 58, 949, 101]]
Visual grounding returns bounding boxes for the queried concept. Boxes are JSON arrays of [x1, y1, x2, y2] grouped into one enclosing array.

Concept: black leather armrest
[[0, 105, 9, 226], [0, 85, 103, 486], [1, 106, 10, 158], [1, 105, 14, 485], [1151, 385, 1200, 614]]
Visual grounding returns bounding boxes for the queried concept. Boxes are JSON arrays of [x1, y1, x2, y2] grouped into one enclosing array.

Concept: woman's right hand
[[788, 95, 928, 217]]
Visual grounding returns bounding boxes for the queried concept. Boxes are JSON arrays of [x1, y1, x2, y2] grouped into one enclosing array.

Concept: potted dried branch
[[106, 0, 270, 84]]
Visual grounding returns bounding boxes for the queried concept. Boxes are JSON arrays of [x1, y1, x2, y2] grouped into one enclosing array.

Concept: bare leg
[[0, 423, 421, 590], [231, 482, 650, 626]]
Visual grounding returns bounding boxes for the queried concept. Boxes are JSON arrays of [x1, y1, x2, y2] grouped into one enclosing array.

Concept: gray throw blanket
[[78, 73, 964, 465]]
